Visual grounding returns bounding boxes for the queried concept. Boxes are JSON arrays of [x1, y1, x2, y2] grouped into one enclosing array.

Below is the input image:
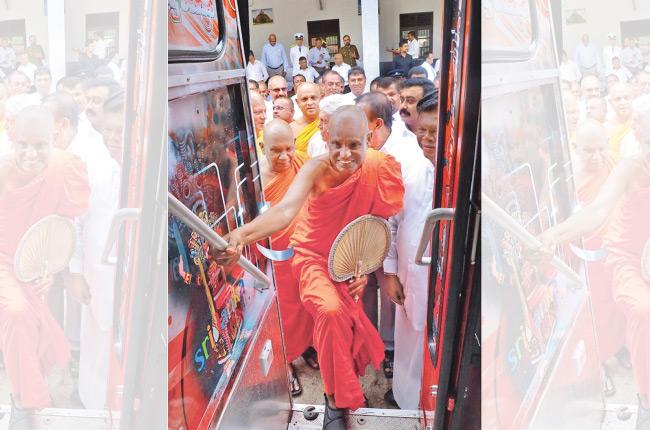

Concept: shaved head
[[329, 105, 369, 141], [609, 82, 633, 120], [262, 119, 295, 173], [575, 119, 608, 171], [328, 106, 369, 173], [13, 106, 55, 174], [296, 83, 321, 119]]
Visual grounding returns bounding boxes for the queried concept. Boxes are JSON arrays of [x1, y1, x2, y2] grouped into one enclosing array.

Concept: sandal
[[383, 350, 394, 379], [323, 394, 347, 430], [302, 346, 320, 370], [289, 364, 303, 397]]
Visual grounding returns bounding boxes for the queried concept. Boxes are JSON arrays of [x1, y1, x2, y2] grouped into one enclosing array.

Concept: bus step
[[0, 405, 110, 430], [289, 403, 422, 429]]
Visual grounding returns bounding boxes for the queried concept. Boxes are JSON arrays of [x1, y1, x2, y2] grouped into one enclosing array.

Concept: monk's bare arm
[[543, 158, 639, 244], [235, 158, 326, 244]]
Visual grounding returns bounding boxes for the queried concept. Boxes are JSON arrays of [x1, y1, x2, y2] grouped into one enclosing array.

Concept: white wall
[[247, 0, 441, 65], [0, 0, 50, 54], [561, 0, 650, 56]]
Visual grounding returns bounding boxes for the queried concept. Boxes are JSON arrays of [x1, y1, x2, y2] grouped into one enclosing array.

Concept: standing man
[[246, 50, 269, 83], [320, 70, 345, 97], [415, 91, 438, 165], [33, 68, 53, 101], [344, 67, 368, 102], [212, 106, 405, 425], [421, 52, 436, 82], [331, 53, 351, 88], [265, 75, 289, 123], [309, 37, 330, 76], [399, 78, 435, 133], [407, 31, 420, 60], [391, 41, 414, 75], [16, 53, 37, 84], [290, 33, 310, 72], [574, 33, 601, 77], [602, 33, 621, 73], [291, 73, 307, 120], [340, 34, 360, 67], [26, 35, 46, 67], [375, 77, 407, 134], [0, 38, 16, 75], [293, 56, 320, 83], [262, 33, 289, 78], [290, 82, 321, 153]]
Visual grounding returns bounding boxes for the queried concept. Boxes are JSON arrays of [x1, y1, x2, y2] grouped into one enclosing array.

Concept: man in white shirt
[[375, 76, 409, 135], [308, 37, 330, 75], [33, 68, 53, 101], [0, 37, 16, 74], [399, 78, 435, 133], [320, 70, 344, 97], [91, 32, 108, 61], [43, 92, 120, 409], [16, 52, 37, 84], [246, 50, 269, 82], [421, 52, 436, 82], [357, 92, 432, 409], [265, 75, 289, 123], [602, 33, 621, 73], [343, 67, 367, 102], [608, 56, 632, 83], [331, 53, 351, 86], [407, 31, 420, 59], [292, 56, 319, 83], [574, 33, 601, 77], [291, 74, 307, 120], [289, 33, 310, 71]]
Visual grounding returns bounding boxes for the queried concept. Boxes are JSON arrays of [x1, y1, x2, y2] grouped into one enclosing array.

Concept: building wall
[[560, 0, 650, 55], [246, 0, 440, 66], [0, 0, 50, 54]]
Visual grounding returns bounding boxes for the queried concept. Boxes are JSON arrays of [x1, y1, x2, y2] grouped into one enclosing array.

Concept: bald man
[[260, 119, 312, 397], [291, 82, 321, 153], [213, 107, 405, 426], [606, 82, 636, 159], [0, 106, 90, 427]]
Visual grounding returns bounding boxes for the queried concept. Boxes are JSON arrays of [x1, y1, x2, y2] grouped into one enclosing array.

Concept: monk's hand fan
[[14, 215, 76, 283], [328, 215, 391, 286], [642, 238, 650, 282]]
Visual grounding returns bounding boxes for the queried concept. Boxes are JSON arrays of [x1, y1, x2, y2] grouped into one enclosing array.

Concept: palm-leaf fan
[[328, 215, 391, 282], [14, 215, 76, 283], [642, 238, 650, 282]]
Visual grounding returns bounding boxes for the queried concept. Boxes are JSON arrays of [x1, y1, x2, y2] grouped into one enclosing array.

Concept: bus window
[[482, 0, 539, 62], [168, 0, 226, 62]]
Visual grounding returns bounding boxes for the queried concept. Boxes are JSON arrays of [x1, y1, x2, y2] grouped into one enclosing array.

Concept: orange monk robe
[[264, 152, 314, 362], [576, 158, 626, 362], [608, 121, 632, 161], [289, 149, 405, 410], [294, 118, 319, 153], [0, 149, 90, 409], [604, 184, 650, 401]]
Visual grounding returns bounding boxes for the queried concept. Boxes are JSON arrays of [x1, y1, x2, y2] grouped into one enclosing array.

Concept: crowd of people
[[553, 32, 650, 429], [0, 33, 126, 429], [237, 33, 440, 427]]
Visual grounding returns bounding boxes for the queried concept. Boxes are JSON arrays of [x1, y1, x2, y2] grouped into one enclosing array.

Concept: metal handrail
[[482, 193, 584, 286], [168, 193, 271, 289], [416, 208, 456, 265]]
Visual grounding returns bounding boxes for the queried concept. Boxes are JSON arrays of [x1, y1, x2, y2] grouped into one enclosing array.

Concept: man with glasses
[[265, 75, 289, 124], [340, 35, 360, 67], [272, 96, 295, 123]]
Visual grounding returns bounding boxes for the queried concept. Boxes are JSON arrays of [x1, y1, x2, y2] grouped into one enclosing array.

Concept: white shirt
[[331, 63, 351, 85], [608, 65, 633, 83], [264, 100, 274, 124], [307, 131, 328, 157], [560, 60, 582, 83], [290, 44, 310, 70], [421, 61, 436, 82], [602, 44, 622, 71], [379, 126, 432, 330], [246, 59, 269, 82], [574, 42, 600, 69], [92, 39, 108, 60], [291, 95, 303, 120], [17, 63, 37, 83], [408, 39, 420, 59], [293, 66, 319, 83]]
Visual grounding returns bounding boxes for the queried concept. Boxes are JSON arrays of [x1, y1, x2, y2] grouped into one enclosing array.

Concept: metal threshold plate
[[289, 403, 423, 430], [0, 405, 111, 430]]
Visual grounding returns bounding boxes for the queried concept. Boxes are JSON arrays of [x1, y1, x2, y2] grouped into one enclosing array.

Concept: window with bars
[[86, 12, 119, 55], [400, 12, 434, 58], [307, 19, 341, 56], [0, 19, 26, 53]]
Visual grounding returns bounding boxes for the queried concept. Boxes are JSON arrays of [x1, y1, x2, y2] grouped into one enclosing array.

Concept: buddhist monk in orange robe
[[539, 97, 650, 427], [260, 119, 312, 395], [573, 120, 626, 387], [0, 106, 90, 422], [212, 106, 404, 427]]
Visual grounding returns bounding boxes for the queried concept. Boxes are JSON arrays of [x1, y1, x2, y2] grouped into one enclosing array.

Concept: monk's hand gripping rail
[[415, 208, 456, 266], [168, 192, 271, 290]]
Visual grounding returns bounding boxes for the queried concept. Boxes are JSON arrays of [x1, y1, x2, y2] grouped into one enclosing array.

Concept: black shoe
[[302, 346, 320, 370], [289, 364, 303, 397], [323, 394, 347, 430], [383, 350, 394, 379], [9, 397, 34, 430], [383, 388, 398, 407], [637, 397, 650, 430]]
